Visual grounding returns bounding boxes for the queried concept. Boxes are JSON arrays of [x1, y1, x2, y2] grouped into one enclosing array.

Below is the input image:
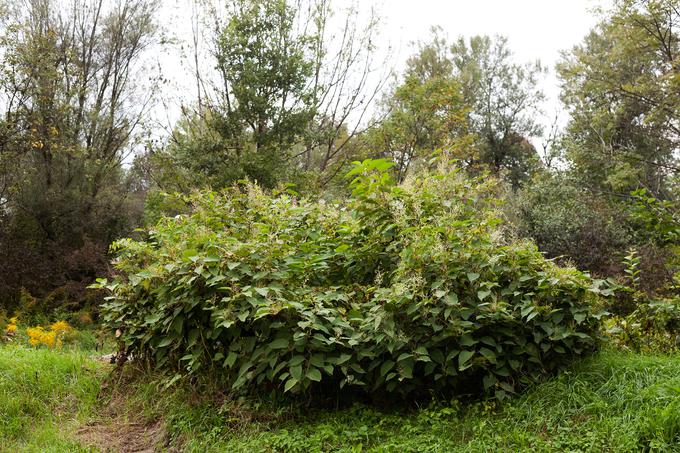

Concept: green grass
[[0, 345, 103, 452], [124, 350, 680, 452], [1, 346, 679, 452]]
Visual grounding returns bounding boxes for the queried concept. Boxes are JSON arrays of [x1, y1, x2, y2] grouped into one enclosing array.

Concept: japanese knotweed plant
[[96, 159, 605, 400]]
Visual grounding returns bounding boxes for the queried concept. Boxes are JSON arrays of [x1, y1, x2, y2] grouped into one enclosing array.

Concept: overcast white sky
[[155, 0, 610, 149]]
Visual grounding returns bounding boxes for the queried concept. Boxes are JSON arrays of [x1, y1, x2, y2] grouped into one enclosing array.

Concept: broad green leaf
[[483, 374, 497, 390], [574, 312, 586, 324], [479, 347, 497, 363], [170, 315, 184, 334], [459, 334, 477, 347], [380, 360, 395, 377], [499, 382, 514, 393], [397, 353, 413, 362], [400, 359, 414, 379], [431, 349, 445, 364], [290, 364, 303, 380], [310, 354, 324, 367], [157, 337, 173, 348], [284, 378, 298, 392], [306, 368, 322, 382], [458, 350, 474, 370], [269, 338, 289, 350], [288, 355, 305, 367], [445, 293, 459, 306], [335, 354, 352, 365], [223, 352, 238, 368]]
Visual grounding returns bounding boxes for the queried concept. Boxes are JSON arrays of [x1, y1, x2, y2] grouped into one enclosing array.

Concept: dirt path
[[76, 419, 166, 453]]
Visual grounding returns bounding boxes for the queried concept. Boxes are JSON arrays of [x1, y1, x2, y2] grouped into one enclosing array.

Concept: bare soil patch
[[76, 419, 166, 453]]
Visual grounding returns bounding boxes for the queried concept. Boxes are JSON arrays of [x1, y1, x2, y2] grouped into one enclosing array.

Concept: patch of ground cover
[[76, 419, 166, 453], [0, 344, 170, 452], [0, 345, 104, 451], [2, 347, 679, 452], [116, 350, 680, 452], [73, 365, 173, 453]]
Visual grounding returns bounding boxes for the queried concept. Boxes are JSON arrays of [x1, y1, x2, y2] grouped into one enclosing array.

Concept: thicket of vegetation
[[0, 0, 155, 312], [1, 0, 680, 447], [97, 160, 603, 399]]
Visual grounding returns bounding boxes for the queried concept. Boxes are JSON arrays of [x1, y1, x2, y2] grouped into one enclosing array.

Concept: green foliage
[[143, 191, 192, 227], [605, 297, 680, 353], [148, 0, 321, 192], [3, 346, 680, 451], [552, 0, 680, 301], [0, 0, 155, 308], [508, 173, 632, 275], [192, 351, 680, 452], [449, 35, 545, 188], [389, 31, 545, 187], [623, 248, 641, 288], [5, 285, 103, 331], [629, 188, 680, 246], [637, 384, 680, 450], [216, 0, 316, 155], [148, 104, 301, 195], [147, 0, 387, 196], [367, 75, 473, 182], [97, 159, 603, 400], [558, 0, 680, 196]]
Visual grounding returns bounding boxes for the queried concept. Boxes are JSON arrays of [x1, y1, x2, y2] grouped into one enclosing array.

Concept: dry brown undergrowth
[[76, 419, 166, 453]]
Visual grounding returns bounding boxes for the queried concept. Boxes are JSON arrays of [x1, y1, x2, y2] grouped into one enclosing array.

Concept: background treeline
[[0, 0, 678, 318]]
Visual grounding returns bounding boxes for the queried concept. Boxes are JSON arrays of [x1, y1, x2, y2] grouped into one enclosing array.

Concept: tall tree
[[558, 0, 680, 197], [396, 30, 545, 187], [148, 0, 387, 192], [449, 35, 545, 187], [0, 0, 159, 308], [215, 0, 316, 156]]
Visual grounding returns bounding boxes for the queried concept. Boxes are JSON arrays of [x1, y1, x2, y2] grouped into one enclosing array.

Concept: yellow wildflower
[[51, 320, 71, 334], [26, 320, 73, 349], [27, 326, 46, 346], [42, 330, 56, 348], [5, 316, 18, 335]]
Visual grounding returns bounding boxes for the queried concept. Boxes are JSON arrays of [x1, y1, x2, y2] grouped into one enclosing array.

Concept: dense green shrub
[[507, 174, 632, 276], [605, 297, 680, 353], [97, 160, 604, 400]]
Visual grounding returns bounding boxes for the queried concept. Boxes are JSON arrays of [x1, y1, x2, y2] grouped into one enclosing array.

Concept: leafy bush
[[628, 188, 680, 246], [507, 174, 632, 276], [605, 298, 680, 353], [97, 160, 604, 400], [602, 243, 680, 352]]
